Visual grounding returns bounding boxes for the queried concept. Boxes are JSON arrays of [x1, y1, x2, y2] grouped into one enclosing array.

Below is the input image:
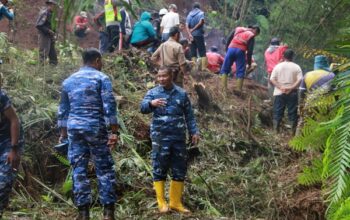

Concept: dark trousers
[[107, 25, 120, 53], [273, 90, 298, 125], [190, 35, 206, 58], [99, 31, 109, 54], [151, 140, 187, 181], [131, 37, 158, 48], [39, 32, 58, 65], [74, 28, 87, 38]]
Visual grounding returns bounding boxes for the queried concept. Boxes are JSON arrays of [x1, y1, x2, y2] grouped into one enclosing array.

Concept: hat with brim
[[46, 0, 58, 5], [314, 55, 330, 71], [80, 11, 87, 18]]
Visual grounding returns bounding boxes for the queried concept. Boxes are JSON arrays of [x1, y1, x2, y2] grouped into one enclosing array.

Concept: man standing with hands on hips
[[141, 67, 200, 214]]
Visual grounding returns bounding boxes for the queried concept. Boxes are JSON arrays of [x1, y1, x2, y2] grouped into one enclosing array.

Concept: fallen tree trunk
[[194, 83, 223, 114]]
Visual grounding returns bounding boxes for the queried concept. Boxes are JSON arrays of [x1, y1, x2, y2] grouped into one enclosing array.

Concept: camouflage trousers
[[68, 130, 116, 207], [151, 140, 188, 181], [0, 140, 16, 213]]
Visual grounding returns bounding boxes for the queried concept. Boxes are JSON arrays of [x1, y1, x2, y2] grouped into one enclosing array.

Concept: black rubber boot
[[291, 121, 297, 136], [76, 205, 89, 220], [273, 120, 281, 134], [103, 204, 115, 220]]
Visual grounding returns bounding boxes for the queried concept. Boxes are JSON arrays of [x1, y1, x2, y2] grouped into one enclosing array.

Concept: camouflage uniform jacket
[[141, 84, 199, 141], [57, 66, 118, 133], [36, 7, 53, 36], [0, 90, 12, 142]]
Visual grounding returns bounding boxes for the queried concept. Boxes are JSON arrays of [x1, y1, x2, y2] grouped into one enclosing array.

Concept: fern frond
[[327, 198, 350, 220], [290, 118, 330, 151], [297, 158, 323, 186], [326, 112, 350, 204], [53, 152, 70, 167]]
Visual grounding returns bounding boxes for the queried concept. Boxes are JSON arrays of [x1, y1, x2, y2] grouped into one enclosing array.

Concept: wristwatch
[[11, 144, 19, 150]]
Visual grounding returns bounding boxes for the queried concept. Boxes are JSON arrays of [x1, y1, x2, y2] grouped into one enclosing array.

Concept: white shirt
[[160, 11, 180, 34], [270, 61, 303, 96]]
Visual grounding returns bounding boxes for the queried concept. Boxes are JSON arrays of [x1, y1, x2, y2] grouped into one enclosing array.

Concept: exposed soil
[[0, 0, 98, 49], [0, 0, 222, 51], [0, 0, 326, 219]]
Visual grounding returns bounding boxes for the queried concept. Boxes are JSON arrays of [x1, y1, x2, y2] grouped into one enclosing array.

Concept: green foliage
[[290, 61, 350, 219], [297, 158, 323, 186], [53, 152, 70, 167]]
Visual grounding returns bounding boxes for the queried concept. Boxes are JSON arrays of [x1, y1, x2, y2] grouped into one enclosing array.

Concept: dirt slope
[[0, 0, 222, 51], [0, 0, 98, 49]]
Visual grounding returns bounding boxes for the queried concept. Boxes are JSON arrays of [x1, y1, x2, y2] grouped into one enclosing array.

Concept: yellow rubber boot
[[221, 74, 228, 94], [169, 180, 190, 214], [236, 78, 244, 92], [201, 57, 209, 71], [191, 57, 198, 73], [153, 181, 169, 213]]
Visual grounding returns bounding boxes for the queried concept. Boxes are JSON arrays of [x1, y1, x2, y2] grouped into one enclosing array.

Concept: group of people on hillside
[[0, 0, 339, 219], [0, 1, 203, 219], [0, 47, 199, 219]]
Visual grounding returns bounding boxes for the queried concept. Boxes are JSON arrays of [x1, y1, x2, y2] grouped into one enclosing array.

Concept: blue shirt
[[140, 85, 199, 141], [186, 8, 205, 37], [0, 4, 14, 21], [57, 66, 118, 133], [0, 90, 11, 141]]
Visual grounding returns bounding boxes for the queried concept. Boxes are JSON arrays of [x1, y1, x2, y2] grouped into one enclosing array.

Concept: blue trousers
[[68, 130, 116, 207], [99, 31, 109, 55], [273, 90, 298, 125], [0, 140, 15, 213], [161, 33, 170, 42], [151, 140, 187, 181], [220, 47, 246, 79]]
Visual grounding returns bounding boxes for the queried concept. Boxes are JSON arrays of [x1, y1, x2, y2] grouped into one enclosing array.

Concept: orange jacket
[[206, 52, 224, 73], [228, 27, 255, 51], [264, 45, 288, 74]]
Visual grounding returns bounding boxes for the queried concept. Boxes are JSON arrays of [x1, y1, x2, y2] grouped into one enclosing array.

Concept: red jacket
[[264, 45, 288, 74], [206, 52, 224, 73], [228, 27, 255, 51], [74, 16, 89, 30]]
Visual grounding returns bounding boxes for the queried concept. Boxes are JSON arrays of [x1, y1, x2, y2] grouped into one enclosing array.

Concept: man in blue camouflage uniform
[[58, 48, 119, 220], [36, 0, 58, 65], [0, 74, 23, 219], [140, 67, 200, 214]]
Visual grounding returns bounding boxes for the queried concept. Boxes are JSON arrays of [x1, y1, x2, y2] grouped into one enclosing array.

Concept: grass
[[0, 36, 312, 219]]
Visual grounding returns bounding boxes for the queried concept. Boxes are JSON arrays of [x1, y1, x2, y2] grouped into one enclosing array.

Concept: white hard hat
[[159, 8, 168, 16], [80, 11, 88, 18]]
